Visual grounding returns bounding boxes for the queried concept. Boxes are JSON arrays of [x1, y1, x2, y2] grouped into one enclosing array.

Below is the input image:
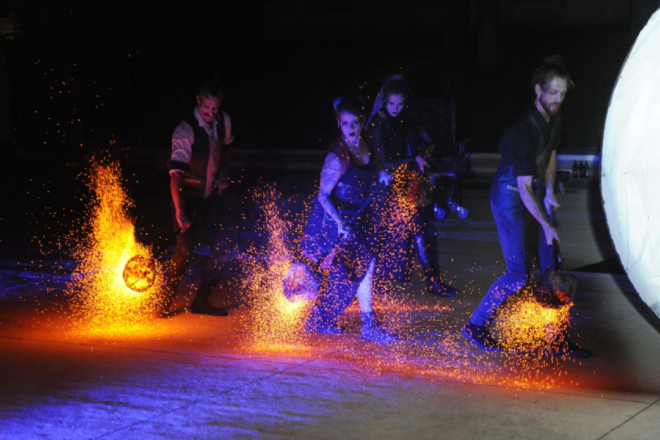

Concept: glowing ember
[[491, 285, 574, 387], [494, 286, 571, 353], [228, 175, 581, 388], [236, 183, 310, 349], [67, 158, 163, 335]]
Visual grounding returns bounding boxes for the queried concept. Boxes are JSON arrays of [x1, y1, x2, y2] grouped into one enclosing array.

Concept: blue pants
[[470, 200, 554, 326]]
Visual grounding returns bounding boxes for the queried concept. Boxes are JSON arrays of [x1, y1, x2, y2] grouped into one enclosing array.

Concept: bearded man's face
[[536, 77, 568, 118]]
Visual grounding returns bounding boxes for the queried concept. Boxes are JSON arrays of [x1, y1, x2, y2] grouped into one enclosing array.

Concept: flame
[[67, 158, 163, 336]]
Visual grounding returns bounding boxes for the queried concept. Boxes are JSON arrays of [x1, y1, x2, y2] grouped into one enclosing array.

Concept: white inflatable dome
[[602, 10, 660, 318]]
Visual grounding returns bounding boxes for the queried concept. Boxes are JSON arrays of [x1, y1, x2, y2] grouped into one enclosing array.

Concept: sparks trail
[[229, 178, 579, 387], [66, 157, 163, 336], [236, 183, 312, 350], [492, 284, 573, 388]]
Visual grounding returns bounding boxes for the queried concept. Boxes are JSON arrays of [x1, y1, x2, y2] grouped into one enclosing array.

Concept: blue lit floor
[[1, 179, 659, 439]]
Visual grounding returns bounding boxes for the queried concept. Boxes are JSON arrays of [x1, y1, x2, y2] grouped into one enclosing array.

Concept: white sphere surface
[[603, 10, 660, 318]]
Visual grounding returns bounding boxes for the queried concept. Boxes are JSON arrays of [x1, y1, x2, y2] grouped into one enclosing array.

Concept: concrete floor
[[1, 176, 660, 439]]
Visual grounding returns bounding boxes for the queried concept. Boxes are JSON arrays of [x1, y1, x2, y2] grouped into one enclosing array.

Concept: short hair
[[199, 76, 224, 101], [531, 55, 575, 91], [333, 96, 366, 123]]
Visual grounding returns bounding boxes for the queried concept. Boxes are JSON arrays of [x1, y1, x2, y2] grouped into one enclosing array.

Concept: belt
[[334, 182, 368, 200]]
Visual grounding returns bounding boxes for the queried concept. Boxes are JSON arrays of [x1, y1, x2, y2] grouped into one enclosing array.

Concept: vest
[[181, 112, 227, 197]]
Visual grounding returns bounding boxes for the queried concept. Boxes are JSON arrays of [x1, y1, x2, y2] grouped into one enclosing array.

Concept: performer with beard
[[462, 55, 589, 357]]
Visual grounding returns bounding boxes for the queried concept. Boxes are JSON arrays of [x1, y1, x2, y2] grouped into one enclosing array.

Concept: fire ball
[[282, 263, 319, 303], [122, 255, 157, 292]]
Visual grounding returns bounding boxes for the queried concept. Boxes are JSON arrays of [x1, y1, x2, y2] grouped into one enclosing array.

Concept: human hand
[[176, 211, 192, 232], [542, 224, 561, 246], [337, 222, 352, 237], [215, 180, 229, 194], [544, 192, 560, 213], [378, 170, 393, 186], [415, 156, 428, 173]]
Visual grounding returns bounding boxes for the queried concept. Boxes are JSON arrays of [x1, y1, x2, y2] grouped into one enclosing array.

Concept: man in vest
[[462, 56, 589, 358], [163, 78, 234, 316]]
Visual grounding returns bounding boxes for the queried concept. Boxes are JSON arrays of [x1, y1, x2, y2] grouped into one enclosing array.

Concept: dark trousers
[[315, 259, 361, 325], [169, 192, 231, 282], [313, 230, 373, 326], [470, 200, 554, 326]]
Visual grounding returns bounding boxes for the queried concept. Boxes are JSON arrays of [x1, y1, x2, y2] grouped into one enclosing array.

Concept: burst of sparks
[[66, 158, 163, 336], [235, 183, 310, 351], [228, 170, 584, 389], [493, 284, 573, 387]]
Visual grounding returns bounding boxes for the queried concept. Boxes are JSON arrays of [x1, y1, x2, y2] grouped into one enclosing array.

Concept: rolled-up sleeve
[[170, 121, 194, 174]]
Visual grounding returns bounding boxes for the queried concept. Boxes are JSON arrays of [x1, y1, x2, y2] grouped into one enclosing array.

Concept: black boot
[[413, 235, 459, 297], [190, 274, 228, 316], [303, 304, 344, 334], [462, 322, 501, 352], [545, 334, 591, 358], [361, 311, 397, 342]]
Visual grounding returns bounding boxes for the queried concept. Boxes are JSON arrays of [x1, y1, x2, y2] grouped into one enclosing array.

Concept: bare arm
[[543, 150, 560, 213], [371, 145, 393, 186], [517, 175, 560, 245], [318, 153, 350, 236], [170, 172, 191, 232]]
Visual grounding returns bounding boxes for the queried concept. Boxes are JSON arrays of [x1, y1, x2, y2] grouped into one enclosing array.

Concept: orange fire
[[67, 158, 163, 335]]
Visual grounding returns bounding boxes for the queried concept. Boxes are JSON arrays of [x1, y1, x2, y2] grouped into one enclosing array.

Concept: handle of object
[[314, 182, 384, 269], [547, 206, 563, 271]]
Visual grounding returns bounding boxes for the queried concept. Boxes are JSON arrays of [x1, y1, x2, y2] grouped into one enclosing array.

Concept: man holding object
[[462, 56, 589, 358], [162, 77, 234, 316]]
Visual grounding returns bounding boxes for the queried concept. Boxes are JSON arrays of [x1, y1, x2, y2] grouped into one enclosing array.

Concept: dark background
[[0, 0, 651, 155], [0, 0, 657, 258]]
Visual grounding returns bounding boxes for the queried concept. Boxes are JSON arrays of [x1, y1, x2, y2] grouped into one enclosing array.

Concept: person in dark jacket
[[368, 75, 459, 297], [462, 56, 589, 358], [162, 78, 234, 316]]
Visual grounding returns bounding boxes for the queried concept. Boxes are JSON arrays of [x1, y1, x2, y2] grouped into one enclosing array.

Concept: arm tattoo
[[318, 154, 344, 224]]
